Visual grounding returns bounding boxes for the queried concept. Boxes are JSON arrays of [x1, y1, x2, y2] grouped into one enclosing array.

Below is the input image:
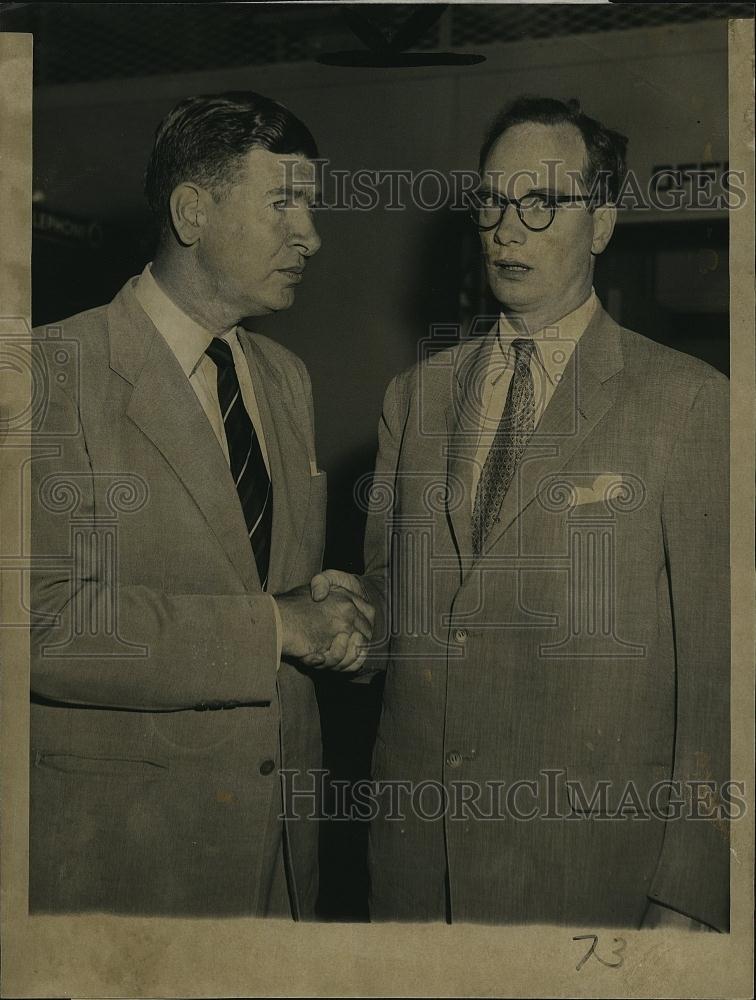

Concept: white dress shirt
[[134, 263, 271, 473], [471, 290, 598, 505], [134, 263, 282, 663]]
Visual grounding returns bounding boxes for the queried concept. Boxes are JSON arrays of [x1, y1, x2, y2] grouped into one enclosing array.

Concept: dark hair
[[478, 96, 628, 205], [144, 91, 319, 236]]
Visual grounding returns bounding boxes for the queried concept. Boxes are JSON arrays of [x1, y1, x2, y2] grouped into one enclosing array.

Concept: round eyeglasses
[[466, 190, 595, 233]]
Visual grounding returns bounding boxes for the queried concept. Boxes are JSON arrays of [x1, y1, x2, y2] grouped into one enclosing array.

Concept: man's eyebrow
[[264, 184, 319, 197]]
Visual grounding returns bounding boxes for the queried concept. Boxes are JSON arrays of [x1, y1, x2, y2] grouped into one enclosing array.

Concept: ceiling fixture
[[316, 5, 485, 67]]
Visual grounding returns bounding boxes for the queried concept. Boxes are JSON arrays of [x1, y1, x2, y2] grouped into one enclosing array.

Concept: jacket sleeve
[[30, 383, 280, 712], [647, 372, 730, 930]]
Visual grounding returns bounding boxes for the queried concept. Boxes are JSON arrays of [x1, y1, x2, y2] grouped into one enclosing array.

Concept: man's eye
[[519, 194, 551, 211], [476, 191, 499, 208]]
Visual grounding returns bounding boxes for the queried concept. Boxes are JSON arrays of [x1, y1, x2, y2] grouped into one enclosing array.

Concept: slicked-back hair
[[144, 91, 319, 238], [478, 96, 628, 206]]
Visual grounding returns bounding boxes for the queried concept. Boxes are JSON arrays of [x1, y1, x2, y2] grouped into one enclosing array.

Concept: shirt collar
[[134, 262, 236, 377], [495, 289, 598, 386]]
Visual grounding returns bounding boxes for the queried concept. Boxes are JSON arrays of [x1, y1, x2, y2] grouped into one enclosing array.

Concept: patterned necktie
[[205, 337, 273, 589], [471, 337, 536, 557]]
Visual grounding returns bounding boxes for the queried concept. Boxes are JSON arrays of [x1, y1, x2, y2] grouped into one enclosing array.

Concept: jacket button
[[446, 751, 463, 768], [453, 628, 468, 643], [259, 759, 276, 776]]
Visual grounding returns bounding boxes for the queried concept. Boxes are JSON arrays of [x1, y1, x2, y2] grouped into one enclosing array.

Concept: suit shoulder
[[618, 326, 728, 397], [380, 339, 479, 421], [32, 303, 113, 386], [32, 301, 110, 340], [390, 340, 470, 392]]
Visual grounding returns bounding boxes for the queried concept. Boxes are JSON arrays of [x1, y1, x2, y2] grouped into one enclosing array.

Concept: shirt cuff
[[268, 593, 283, 670]]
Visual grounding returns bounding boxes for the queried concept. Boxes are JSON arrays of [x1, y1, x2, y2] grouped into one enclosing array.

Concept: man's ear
[[169, 183, 208, 247], [591, 203, 617, 256]]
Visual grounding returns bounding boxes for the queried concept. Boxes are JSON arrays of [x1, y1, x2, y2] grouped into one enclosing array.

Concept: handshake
[[275, 570, 375, 673]]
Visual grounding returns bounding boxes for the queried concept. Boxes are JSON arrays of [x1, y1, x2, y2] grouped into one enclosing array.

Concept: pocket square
[[571, 474, 625, 506]]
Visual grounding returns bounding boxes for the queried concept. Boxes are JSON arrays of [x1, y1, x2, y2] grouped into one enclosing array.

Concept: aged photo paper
[[1, 4, 754, 997]]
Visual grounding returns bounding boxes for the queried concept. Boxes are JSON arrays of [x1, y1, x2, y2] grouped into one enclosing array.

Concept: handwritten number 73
[[573, 934, 627, 971]]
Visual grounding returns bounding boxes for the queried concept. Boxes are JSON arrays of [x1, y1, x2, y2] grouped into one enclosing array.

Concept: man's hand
[[308, 569, 374, 672], [310, 568, 368, 603], [274, 577, 374, 671]]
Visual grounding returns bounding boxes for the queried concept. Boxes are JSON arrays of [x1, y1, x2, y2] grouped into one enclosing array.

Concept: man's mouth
[[493, 260, 532, 273], [278, 266, 305, 281]]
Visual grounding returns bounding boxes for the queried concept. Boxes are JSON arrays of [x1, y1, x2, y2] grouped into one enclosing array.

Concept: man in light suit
[[351, 97, 730, 929], [29, 92, 372, 917]]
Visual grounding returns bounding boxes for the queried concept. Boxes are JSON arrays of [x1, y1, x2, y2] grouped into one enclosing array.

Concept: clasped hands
[[275, 570, 374, 672]]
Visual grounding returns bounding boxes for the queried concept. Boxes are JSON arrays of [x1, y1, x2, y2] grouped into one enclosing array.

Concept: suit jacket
[[362, 304, 730, 929], [29, 277, 326, 917]]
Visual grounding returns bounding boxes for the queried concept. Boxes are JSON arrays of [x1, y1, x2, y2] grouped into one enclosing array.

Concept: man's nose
[[493, 203, 525, 245], [292, 209, 322, 257]]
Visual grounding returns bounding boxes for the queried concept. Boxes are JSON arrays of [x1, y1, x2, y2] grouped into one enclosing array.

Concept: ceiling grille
[[451, 2, 753, 45], [0, 3, 751, 87]]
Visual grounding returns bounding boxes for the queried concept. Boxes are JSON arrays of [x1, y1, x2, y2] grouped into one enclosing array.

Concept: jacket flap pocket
[[33, 750, 168, 777]]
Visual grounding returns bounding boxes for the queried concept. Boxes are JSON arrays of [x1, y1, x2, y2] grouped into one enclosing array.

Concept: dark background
[[3, 1, 746, 920]]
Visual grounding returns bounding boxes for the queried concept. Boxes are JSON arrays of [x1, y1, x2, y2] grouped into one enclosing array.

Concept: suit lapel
[[237, 332, 312, 595], [481, 304, 624, 555], [125, 338, 261, 590], [445, 333, 497, 567], [108, 280, 258, 590]]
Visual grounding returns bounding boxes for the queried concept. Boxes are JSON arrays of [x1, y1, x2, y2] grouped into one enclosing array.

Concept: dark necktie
[[205, 336, 273, 589], [471, 337, 536, 557]]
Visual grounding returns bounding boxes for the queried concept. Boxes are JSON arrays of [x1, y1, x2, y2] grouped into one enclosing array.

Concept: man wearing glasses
[[355, 96, 729, 929]]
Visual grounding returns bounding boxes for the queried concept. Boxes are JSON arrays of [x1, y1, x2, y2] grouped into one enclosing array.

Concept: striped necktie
[[471, 337, 536, 557], [205, 336, 273, 589]]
